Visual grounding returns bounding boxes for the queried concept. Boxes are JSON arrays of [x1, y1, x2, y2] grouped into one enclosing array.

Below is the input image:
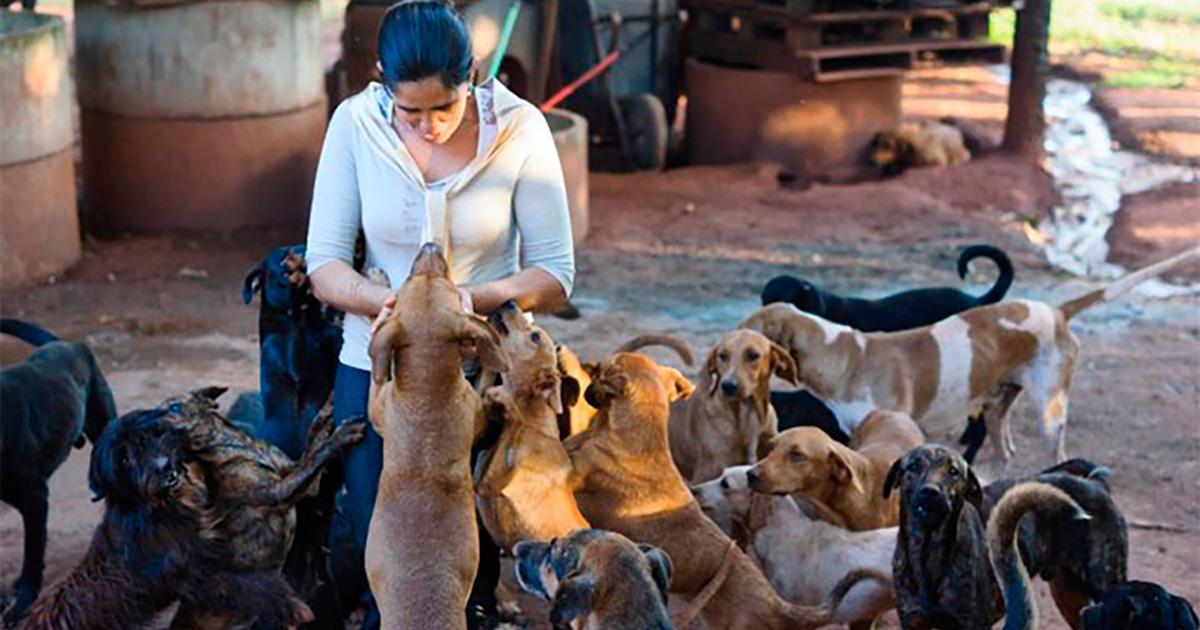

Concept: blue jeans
[[327, 363, 382, 629]]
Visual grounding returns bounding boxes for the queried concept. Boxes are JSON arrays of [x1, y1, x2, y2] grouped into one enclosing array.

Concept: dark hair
[[378, 0, 473, 88]]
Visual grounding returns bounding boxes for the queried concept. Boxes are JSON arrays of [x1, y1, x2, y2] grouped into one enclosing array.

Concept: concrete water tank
[[1, 12, 81, 290], [74, 0, 327, 231], [546, 108, 588, 246]]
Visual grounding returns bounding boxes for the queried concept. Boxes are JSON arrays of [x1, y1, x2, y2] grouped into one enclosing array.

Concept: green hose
[[487, 0, 522, 81]]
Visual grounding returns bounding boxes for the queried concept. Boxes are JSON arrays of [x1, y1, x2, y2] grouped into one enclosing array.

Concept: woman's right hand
[[371, 293, 398, 333]]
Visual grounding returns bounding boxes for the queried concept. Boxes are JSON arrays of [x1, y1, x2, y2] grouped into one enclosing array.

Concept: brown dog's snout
[[410, 242, 449, 277]]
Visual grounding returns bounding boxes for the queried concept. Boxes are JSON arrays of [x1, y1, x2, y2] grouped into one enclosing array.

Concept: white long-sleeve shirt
[[306, 78, 575, 371]]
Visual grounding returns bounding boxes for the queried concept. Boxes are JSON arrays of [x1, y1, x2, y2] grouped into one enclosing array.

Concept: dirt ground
[[3, 65, 1198, 630]]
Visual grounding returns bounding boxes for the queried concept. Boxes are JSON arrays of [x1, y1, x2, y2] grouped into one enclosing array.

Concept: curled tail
[[1059, 245, 1200, 320], [784, 567, 892, 628], [987, 482, 1091, 630], [614, 334, 695, 367], [958, 245, 1014, 305], [0, 318, 59, 347]]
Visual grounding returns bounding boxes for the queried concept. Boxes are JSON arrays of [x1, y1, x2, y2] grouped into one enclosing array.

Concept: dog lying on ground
[[884, 444, 1003, 629], [1082, 581, 1198, 630], [981, 459, 1128, 629], [19, 407, 313, 630], [0, 319, 118, 627], [867, 120, 971, 175], [745, 246, 1200, 463], [693, 466, 896, 629], [988, 481, 1094, 630], [241, 245, 343, 459], [749, 410, 924, 530], [565, 349, 873, 629], [760, 244, 1014, 333], [514, 529, 674, 630], [670, 329, 798, 483], [152, 387, 365, 627], [366, 243, 511, 630]]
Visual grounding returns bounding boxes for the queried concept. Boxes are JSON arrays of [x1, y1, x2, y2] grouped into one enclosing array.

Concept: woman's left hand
[[458, 287, 475, 315]]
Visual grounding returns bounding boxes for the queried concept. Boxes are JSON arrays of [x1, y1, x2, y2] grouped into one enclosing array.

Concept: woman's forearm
[[467, 267, 567, 315], [309, 261, 393, 318]]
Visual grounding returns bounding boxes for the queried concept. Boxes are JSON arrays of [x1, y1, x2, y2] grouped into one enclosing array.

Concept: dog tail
[[988, 482, 1091, 630], [1059, 245, 1200, 320], [958, 245, 1014, 305], [614, 334, 695, 367], [0, 318, 59, 346], [784, 567, 892, 627]]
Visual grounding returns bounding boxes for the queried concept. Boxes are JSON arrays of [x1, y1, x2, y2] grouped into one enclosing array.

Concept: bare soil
[[2, 69, 1197, 630]]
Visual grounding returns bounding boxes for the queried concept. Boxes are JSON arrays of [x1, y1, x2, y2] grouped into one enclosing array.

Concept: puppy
[[514, 529, 674, 630], [744, 246, 1200, 463], [241, 245, 343, 459], [1082, 581, 1198, 630], [987, 481, 1094, 630], [693, 466, 896, 628], [0, 319, 117, 626], [669, 330, 798, 483], [20, 407, 313, 630], [760, 245, 1014, 333], [565, 350, 864, 629], [981, 459, 1128, 628], [884, 445, 1003, 629], [366, 243, 510, 630], [749, 410, 924, 530], [867, 120, 970, 175]]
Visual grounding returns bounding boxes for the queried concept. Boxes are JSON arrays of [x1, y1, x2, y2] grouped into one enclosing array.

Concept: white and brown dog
[[670, 330, 798, 483], [741, 246, 1200, 463]]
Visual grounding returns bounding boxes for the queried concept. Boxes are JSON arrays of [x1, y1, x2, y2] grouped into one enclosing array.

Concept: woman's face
[[390, 76, 471, 145]]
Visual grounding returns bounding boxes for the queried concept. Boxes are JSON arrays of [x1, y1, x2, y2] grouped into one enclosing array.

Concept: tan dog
[[365, 243, 511, 630], [868, 120, 970, 175], [748, 410, 923, 530], [513, 529, 674, 630], [741, 246, 1200, 464], [565, 351, 864, 630], [556, 343, 598, 437], [669, 330, 798, 483], [693, 466, 896, 629]]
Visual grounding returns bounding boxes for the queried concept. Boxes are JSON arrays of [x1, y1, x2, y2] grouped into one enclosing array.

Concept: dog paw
[[330, 418, 367, 450]]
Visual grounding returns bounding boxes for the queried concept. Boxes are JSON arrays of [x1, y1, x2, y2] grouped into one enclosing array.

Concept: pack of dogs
[[1, 240, 1196, 629]]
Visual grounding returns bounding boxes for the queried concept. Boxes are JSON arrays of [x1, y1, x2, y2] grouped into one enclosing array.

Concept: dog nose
[[916, 485, 942, 503], [746, 468, 761, 487], [720, 380, 738, 396]]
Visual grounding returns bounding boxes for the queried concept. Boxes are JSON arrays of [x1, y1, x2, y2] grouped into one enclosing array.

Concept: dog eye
[[948, 466, 961, 478], [717, 351, 729, 363], [789, 451, 804, 462], [906, 459, 921, 473], [720, 478, 729, 490], [531, 332, 542, 344], [746, 350, 760, 362]]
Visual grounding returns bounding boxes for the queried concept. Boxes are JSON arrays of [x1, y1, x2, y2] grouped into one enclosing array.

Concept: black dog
[[771, 389, 850, 444], [761, 244, 1014, 332], [1082, 581, 1198, 630], [982, 459, 1128, 629], [0, 320, 117, 627], [19, 408, 312, 630], [884, 444, 1003, 629], [241, 244, 343, 459]]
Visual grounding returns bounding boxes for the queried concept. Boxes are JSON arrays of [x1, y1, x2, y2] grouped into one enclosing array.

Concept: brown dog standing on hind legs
[[669, 329, 799, 483], [748, 410, 924, 530], [742, 245, 1200, 464], [366, 243, 511, 630], [566, 349, 878, 630]]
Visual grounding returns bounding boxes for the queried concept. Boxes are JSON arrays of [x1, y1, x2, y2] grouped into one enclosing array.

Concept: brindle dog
[[154, 387, 365, 627], [20, 408, 312, 630], [883, 445, 1003, 629]]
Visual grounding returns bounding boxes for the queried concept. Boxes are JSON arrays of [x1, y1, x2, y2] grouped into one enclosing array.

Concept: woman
[[304, 1, 575, 625]]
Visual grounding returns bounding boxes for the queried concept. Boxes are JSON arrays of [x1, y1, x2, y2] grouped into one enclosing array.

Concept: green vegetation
[[988, 0, 1200, 89]]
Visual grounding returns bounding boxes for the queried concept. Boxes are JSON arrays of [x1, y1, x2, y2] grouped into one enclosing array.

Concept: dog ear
[[661, 367, 695, 402], [537, 369, 564, 415], [637, 544, 673, 604], [746, 491, 777, 535], [549, 574, 596, 627], [828, 448, 865, 495], [702, 345, 720, 397], [368, 317, 405, 385], [882, 457, 904, 499], [769, 341, 798, 385], [459, 316, 511, 375], [193, 386, 228, 402], [964, 466, 983, 510], [242, 265, 263, 304], [560, 376, 581, 408]]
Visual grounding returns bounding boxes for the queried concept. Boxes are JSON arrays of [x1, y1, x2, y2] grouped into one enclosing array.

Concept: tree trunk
[[1002, 0, 1052, 161]]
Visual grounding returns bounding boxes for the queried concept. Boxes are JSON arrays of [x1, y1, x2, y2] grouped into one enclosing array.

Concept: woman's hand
[[370, 293, 398, 333], [458, 287, 475, 315]]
